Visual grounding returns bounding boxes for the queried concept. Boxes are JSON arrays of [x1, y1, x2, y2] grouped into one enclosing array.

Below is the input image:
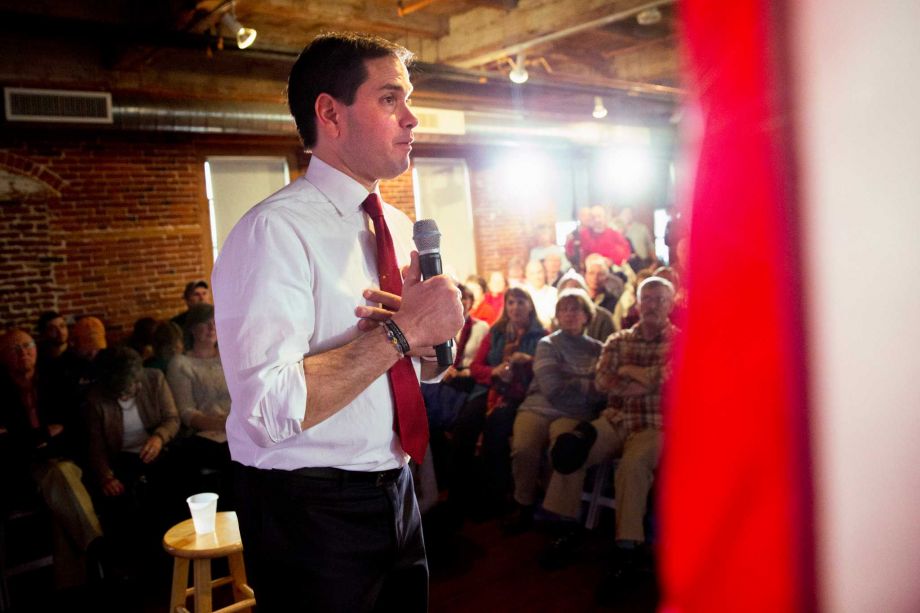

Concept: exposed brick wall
[[380, 168, 416, 221], [0, 131, 301, 340], [467, 154, 556, 278], [3, 131, 651, 342]]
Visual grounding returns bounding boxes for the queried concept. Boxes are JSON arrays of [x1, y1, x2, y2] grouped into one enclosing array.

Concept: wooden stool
[[162, 511, 256, 613]]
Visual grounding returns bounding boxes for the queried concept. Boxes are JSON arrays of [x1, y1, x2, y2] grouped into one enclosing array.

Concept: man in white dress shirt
[[211, 32, 462, 613]]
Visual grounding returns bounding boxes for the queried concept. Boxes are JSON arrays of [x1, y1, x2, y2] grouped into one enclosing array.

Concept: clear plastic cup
[[186, 492, 219, 534]]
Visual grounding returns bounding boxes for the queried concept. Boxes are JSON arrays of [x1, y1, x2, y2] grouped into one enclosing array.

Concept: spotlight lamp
[[509, 54, 529, 84], [592, 96, 608, 119], [220, 10, 257, 49]]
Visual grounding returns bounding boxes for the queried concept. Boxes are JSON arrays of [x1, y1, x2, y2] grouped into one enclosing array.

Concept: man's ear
[[315, 93, 341, 139]]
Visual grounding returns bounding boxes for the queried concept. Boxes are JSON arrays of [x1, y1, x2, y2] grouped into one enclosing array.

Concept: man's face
[[0, 330, 37, 376], [338, 56, 418, 187], [544, 253, 562, 277], [487, 272, 506, 294], [638, 284, 674, 330], [589, 206, 607, 232], [525, 261, 545, 289], [42, 316, 68, 345], [584, 264, 607, 293], [186, 287, 210, 307]]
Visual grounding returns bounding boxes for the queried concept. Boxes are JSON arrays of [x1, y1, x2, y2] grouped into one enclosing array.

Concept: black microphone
[[412, 219, 455, 367]]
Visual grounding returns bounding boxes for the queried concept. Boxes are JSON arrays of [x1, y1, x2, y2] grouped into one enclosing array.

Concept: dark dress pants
[[233, 462, 428, 613]]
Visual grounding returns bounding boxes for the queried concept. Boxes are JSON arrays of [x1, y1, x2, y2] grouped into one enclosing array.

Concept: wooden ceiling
[[0, 0, 682, 126]]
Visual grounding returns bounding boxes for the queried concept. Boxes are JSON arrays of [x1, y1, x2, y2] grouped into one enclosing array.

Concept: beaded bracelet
[[381, 319, 411, 357]]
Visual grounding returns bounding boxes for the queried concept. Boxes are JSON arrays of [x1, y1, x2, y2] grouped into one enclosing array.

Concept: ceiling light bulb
[[592, 96, 608, 119], [509, 53, 528, 84], [236, 26, 257, 49], [220, 12, 257, 49]]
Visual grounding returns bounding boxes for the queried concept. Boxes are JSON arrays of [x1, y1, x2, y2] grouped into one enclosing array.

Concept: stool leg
[[170, 558, 190, 613], [228, 552, 253, 612], [193, 559, 212, 613]]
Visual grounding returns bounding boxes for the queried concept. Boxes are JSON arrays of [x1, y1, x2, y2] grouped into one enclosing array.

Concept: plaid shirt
[[595, 321, 679, 433]]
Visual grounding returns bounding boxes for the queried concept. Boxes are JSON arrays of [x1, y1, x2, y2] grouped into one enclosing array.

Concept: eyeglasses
[[5, 340, 36, 354], [640, 295, 672, 305]]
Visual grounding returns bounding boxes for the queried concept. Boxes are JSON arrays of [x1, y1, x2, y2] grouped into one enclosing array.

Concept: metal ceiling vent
[[4, 87, 113, 124]]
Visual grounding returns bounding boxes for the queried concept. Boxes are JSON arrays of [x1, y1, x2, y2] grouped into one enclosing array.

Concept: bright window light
[[497, 151, 552, 203], [596, 148, 654, 199]]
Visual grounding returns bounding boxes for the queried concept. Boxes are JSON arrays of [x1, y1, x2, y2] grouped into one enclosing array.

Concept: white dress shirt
[[212, 156, 419, 471]]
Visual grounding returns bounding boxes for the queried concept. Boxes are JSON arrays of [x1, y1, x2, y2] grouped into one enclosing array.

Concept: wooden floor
[[426, 507, 659, 613], [3, 505, 658, 612]]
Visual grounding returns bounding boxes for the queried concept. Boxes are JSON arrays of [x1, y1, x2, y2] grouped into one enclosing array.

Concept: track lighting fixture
[[220, 7, 257, 49], [509, 54, 529, 84], [592, 96, 608, 119]]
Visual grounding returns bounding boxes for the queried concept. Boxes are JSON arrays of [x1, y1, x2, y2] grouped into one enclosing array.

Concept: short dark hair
[[152, 321, 183, 361], [287, 32, 414, 148], [184, 303, 214, 332], [94, 346, 143, 398], [36, 310, 62, 333], [183, 280, 209, 300]]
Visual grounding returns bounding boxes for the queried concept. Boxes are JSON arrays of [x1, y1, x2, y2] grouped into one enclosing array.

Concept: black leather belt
[[285, 465, 404, 486]]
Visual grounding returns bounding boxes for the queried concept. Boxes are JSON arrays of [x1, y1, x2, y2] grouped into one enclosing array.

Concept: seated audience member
[[614, 268, 654, 332], [484, 271, 507, 319], [126, 317, 157, 361], [35, 310, 69, 373], [504, 289, 605, 534], [448, 287, 546, 519], [57, 316, 107, 401], [570, 206, 631, 267], [167, 303, 232, 499], [584, 253, 620, 312], [619, 207, 657, 271], [664, 206, 687, 268], [540, 277, 679, 598], [422, 284, 490, 485], [86, 346, 181, 546], [653, 265, 688, 326], [544, 251, 565, 287], [465, 274, 498, 326], [564, 207, 593, 272], [524, 259, 558, 329], [144, 320, 184, 373], [506, 256, 526, 288], [0, 329, 104, 589], [170, 280, 211, 336], [556, 269, 615, 343], [529, 223, 571, 274]]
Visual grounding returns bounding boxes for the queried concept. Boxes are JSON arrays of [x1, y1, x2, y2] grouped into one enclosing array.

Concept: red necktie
[[362, 193, 429, 462]]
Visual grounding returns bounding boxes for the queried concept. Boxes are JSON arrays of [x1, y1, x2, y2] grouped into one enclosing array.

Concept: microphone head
[[413, 219, 441, 252]]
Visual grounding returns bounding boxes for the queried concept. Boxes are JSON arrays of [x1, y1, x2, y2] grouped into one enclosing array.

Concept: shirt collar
[[304, 155, 380, 216]]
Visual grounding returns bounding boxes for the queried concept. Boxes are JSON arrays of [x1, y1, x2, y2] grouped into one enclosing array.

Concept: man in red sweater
[[566, 205, 631, 268]]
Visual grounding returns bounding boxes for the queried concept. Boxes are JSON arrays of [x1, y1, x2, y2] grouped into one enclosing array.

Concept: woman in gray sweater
[[505, 288, 606, 533], [167, 303, 232, 500]]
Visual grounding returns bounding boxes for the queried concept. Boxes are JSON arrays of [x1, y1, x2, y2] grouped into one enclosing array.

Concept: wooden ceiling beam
[[439, 0, 674, 67], [249, 0, 449, 39]]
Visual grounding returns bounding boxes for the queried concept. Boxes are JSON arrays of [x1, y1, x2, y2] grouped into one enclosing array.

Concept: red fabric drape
[[659, 2, 815, 611]]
